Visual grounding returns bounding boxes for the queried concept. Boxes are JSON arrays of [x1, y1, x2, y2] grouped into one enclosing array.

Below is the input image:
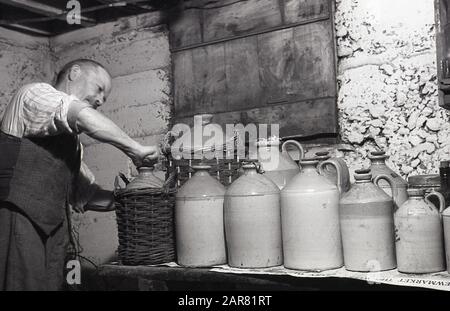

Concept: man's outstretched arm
[[68, 102, 159, 167]]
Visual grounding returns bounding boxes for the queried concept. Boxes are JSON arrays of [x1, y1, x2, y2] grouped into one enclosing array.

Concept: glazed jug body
[[443, 207, 450, 273], [369, 151, 408, 209], [281, 159, 343, 271], [257, 140, 304, 189], [339, 170, 396, 272], [175, 165, 227, 267], [224, 163, 282, 268], [395, 189, 445, 273]]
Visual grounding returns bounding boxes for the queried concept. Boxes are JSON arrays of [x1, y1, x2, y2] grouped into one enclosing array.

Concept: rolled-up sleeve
[[21, 83, 84, 137]]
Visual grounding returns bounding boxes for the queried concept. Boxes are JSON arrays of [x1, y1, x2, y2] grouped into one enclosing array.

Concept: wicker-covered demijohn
[[114, 180, 176, 266]]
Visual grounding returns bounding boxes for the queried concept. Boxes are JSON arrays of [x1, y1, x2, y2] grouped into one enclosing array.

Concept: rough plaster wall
[[0, 28, 53, 113], [50, 12, 172, 267], [335, 0, 450, 178]]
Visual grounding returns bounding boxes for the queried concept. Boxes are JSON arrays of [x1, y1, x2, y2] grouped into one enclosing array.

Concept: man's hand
[[129, 144, 160, 167]]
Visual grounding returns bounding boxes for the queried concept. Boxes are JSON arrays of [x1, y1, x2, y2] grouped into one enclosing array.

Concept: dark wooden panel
[[203, 0, 282, 42], [173, 50, 196, 116], [257, 20, 336, 104], [175, 97, 338, 138], [290, 20, 337, 99], [169, 8, 203, 49], [192, 44, 228, 114], [257, 28, 295, 104], [225, 36, 263, 112], [283, 0, 330, 24], [173, 44, 227, 117]]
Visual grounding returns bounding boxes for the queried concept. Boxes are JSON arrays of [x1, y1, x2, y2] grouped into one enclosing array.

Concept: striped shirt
[[0, 82, 96, 209]]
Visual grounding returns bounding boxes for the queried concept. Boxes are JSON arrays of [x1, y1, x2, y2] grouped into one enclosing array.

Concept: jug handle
[[373, 174, 397, 201], [281, 140, 305, 160], [425, 190, 446, 213], [318, 160, 343, 194]]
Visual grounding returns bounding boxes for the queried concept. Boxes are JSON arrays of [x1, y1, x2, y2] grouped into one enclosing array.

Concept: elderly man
[[0, 59, 159, 290]]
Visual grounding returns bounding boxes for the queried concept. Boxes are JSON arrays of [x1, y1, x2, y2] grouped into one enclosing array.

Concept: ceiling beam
[[0, 23, 52, 36], [0, 0, 96, 26]]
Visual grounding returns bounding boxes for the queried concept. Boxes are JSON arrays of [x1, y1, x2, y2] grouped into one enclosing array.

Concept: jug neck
[[406, 188, 425, 200], [369, 151, 388, 165], [192, 165, 211, 176], [354, 169, 372, 184], [138, 166, 155, 175], [315, 151, 330, 162], [300, 159, 319, 172], [242, 163, 259, 175]]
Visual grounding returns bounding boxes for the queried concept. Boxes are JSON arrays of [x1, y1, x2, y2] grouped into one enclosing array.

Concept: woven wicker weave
[[114, 187, 176, 265]]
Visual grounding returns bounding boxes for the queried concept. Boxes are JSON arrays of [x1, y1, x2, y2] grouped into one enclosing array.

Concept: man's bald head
[[55, 59, 110, 85], [55, 59, 112, 109]]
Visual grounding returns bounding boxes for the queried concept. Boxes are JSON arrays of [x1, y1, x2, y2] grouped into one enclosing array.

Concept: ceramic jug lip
[[315, 151, 330, 156], [408, 174, 440, 188], [354, 169, 372, 181], [315, 151, 330, 161], [368, 151, 388, 160], [406, 188, 425, 197], [137, 165, 155, 171], [299, 158, 319, 166]]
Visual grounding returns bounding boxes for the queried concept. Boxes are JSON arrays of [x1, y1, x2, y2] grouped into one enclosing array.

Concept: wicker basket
[[114, 186, 176, 265]]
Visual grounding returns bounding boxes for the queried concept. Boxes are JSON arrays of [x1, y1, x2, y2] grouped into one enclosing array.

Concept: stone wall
[[0, 28, 53, 112], [335, 0, 450, 177]]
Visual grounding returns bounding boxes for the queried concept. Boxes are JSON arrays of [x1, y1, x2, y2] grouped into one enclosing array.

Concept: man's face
[[69, 66, 112, 109]]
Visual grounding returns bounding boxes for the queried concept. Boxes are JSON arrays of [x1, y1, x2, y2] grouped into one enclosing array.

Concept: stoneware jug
[[315, 151, 351, 194], [224, 162, 283, 268], [175, 164, 227, 267], [369, 151, 408, 209], [257, 139, 304, 189], [443, 206, 450, 273], [395, 188, 446, 274], [408, 174, 442, 210], [280, 158, 343, 271], [339, 169, 396, 272], [125, 166, 164, 190]]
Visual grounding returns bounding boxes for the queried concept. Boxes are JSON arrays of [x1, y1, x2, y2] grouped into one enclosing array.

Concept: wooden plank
[[289, 20, 337, 100], [257, 28, 295, 104], [283, 0, 330, 24], [203, 0, 282, 42], [169, 8, 203, 49], [224, 36, 262, 112], [173, 44, 227, 117], [0, 23, 52, 36], [194, 44, 228, 114], [173, 50, 196, 116], [257, 20, 336, 104], [175, 97, 338, 138]]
